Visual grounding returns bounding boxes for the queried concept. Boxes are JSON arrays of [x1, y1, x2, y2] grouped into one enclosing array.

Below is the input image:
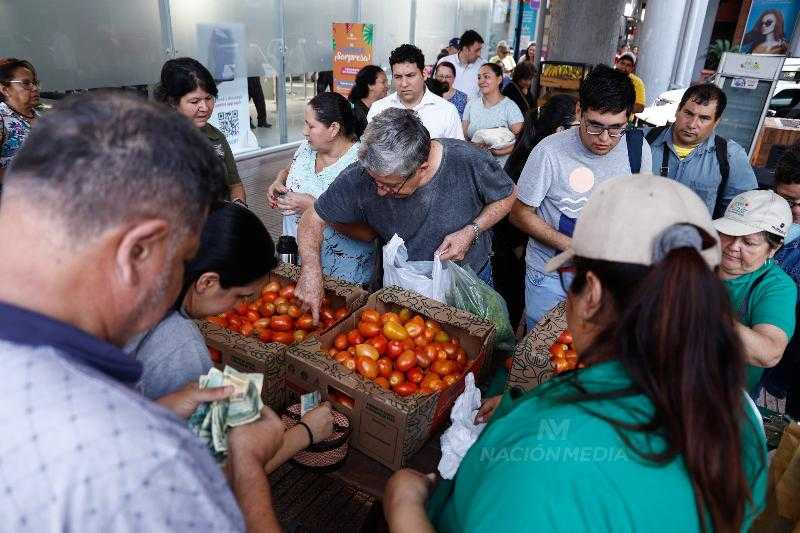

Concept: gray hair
[[358, 108, 431, 177]]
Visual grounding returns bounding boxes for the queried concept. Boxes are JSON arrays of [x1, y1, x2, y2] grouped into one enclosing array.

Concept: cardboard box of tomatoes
[[506, 301, 570, 393], [286, 286, 496, 470], [196, 263, 369, 410]]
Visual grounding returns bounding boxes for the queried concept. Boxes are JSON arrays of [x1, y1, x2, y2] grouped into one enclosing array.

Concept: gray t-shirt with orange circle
[[516, 127, 652, 277]]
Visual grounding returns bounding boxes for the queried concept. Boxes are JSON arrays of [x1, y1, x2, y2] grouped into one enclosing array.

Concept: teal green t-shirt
[[723, 261, 797, 392], [429, 361, 768, 532]]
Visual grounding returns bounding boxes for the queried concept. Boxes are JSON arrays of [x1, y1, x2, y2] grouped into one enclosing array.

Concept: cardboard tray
[[505, 301, 567, 393], [196, 263, 369, 411], [287, 286, 496, 470]]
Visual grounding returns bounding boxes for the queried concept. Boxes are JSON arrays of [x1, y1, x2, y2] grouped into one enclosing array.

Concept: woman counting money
[[384, 175, 767, 532]]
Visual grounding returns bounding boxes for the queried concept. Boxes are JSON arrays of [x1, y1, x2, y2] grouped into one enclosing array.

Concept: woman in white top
[[462, 62, 524, 165], [267, 92, 375, 285]]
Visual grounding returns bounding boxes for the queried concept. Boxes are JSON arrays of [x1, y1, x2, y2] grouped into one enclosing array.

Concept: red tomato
[[396, 350, 417, 372], [243, 310, 259, 323], [360, 309, 380, 323], [432, 359, 456, 376], [564, 349, 578, 364], [334, 334, 349, 351], [334, 351, 350, 364], [358, 321, 382, 338], [393, 382, 418, 397], [405, 322, 423, 338], [287, 305, 302, 319], [455, 351, 468, 369], [321, 308, 335, 322], [549, 343, 568, 359], [334, 307, 348, 320], [388, 370, 405, 386], [419, 385, 434, 395], [441, 343, 456, 357], [406, 367, 424, 384], [383, 321, 409, 341], [262, 292, 278, 304], [260, 302, 276, 317], [376, 357, 393, 378], [248, 302, 261, 312], [234, 303, 249, 316], [374, 377, 390, 390], [208, 346, 222, 363], [327, 347, 338, 358], [293, 330, 307, 343], [346, 329, 364, 346], [275, 302, 290, 316], [207, 316, 227, 327], [435, 348, 448, 361], [272, 331, 295, 344], [258, 329, 273, 342], [434, 330, 450, 343], [557, 330, 574, 345], [356, 356, 379, 379], [253, 318, 271, 329], [355, 343, 380, 361], [296, 314, 315, 331], [367, 334, 388, 356], [227, 316, 243, 331], [343, 356, 357, 371], [279, 284, 295, 299], [416, 351, 432, 369], [413, 335, 428, 348], [423, 319, 439, 330], [270, 315, 294, 332], [240, 322, 254, 337], [386, 340, 404, 359], [422, 327, 435, 343]]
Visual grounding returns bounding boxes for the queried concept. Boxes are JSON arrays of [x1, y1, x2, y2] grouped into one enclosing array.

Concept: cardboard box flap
[[506, 301, 566, 392]]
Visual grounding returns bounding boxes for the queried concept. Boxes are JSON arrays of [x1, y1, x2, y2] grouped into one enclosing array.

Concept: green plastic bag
[[446, 261, 516, 353]]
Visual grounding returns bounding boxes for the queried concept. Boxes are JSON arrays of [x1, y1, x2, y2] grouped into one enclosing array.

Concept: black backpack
[[645, 126, 731, 218]]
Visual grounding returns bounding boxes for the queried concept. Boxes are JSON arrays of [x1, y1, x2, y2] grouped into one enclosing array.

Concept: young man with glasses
[[510, 64, 651, 329], [646, 83, 757, 218]]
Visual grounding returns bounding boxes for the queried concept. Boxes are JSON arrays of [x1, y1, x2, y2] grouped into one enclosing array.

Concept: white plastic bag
[[471, 127, 516, 149], [382, 234, 451, 303], [438, 373, 485, 479]]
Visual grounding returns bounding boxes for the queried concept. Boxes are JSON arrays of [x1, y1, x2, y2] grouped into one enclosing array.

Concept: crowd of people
[[0, 25, 798, 532]]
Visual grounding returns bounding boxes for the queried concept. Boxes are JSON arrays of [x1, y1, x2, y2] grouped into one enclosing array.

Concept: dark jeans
[[247, 76, 267, 125]]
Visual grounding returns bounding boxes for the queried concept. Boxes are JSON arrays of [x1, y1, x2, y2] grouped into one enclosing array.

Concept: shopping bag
[[382, 234, 451, 303], [446, 261, 516, 352]]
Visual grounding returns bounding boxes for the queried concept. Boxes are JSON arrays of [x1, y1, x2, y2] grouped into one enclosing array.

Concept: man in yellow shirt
[[616, 52, 645, 113]]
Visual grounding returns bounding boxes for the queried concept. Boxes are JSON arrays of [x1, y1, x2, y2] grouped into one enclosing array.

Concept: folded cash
[[300, 390, 321, 417], [188, 366, 264, 459]]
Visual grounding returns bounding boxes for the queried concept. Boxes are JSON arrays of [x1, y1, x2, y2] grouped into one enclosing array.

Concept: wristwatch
[[469, 222, 481, 244]]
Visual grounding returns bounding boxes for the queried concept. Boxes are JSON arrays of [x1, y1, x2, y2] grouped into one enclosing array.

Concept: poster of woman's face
[[741, 1, 798, 55]]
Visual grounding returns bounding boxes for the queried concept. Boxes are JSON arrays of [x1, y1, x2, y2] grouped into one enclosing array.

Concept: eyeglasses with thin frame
[[373, 173, 412, 196], [777, 192, 800, 209], [582, 118, 627, 138], [557, 265, 576, 293], [8, 80, 39, 90]]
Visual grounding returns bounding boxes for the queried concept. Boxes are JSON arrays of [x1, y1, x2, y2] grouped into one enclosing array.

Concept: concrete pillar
[[691, 0, 720, 78], [637, 0, 710, 105], [546, 0, 628, 66]]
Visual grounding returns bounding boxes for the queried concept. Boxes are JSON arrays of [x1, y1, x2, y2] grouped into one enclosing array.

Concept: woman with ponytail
[[384, 175, 768, 532]]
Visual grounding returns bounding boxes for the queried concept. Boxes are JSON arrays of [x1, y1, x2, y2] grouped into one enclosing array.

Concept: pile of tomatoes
[[548, 330, 581, 374], [207, 280, 347, 345], [323, 307, 470, 397]]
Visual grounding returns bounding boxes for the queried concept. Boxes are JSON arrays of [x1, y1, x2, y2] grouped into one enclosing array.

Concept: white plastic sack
[[382, 234, 451, 303], [438, 373, 485, 479], [471, 127, 516, 149]]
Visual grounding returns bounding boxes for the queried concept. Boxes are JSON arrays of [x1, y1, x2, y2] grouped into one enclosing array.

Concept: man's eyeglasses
[[557, 265, 576, 294], [582, 119, 627, 138], [778, 193, 800, 209], [8, 80, 39, 90], [373, 174, 412, 195]]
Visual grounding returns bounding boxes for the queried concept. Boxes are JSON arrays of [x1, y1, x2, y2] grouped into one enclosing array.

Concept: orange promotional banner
[[332, 22, 374, 97]]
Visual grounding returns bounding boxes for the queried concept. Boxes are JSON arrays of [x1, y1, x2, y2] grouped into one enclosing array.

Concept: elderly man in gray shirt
[[0, 94, 284, 532]]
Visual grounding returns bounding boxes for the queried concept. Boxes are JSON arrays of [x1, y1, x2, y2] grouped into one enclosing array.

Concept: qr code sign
[[217, 110, 239, 137]]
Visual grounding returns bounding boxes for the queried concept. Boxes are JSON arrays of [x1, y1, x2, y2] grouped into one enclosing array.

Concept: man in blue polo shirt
[[0, 94, 285, 532]]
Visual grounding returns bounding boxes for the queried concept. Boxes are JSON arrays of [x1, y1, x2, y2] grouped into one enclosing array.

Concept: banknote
[[300, 390, 321, 417]]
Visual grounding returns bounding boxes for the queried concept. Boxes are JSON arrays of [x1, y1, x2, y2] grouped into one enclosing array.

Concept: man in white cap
[[713, 189, 796, 395]]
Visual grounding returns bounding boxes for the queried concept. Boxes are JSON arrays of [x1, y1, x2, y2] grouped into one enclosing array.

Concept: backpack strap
[[625, 127, 644, 173], [645, 125, 670, 176], [712, 135, 730, 219], [644, 125, 667, 145]]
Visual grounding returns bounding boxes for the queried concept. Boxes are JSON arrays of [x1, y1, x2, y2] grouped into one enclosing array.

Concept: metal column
[[277, 0, 289, 144]]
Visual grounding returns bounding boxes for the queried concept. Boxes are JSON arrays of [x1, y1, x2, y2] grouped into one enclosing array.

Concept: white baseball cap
[[713, 189, 792, 238], [545, 174, 721, 272]]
